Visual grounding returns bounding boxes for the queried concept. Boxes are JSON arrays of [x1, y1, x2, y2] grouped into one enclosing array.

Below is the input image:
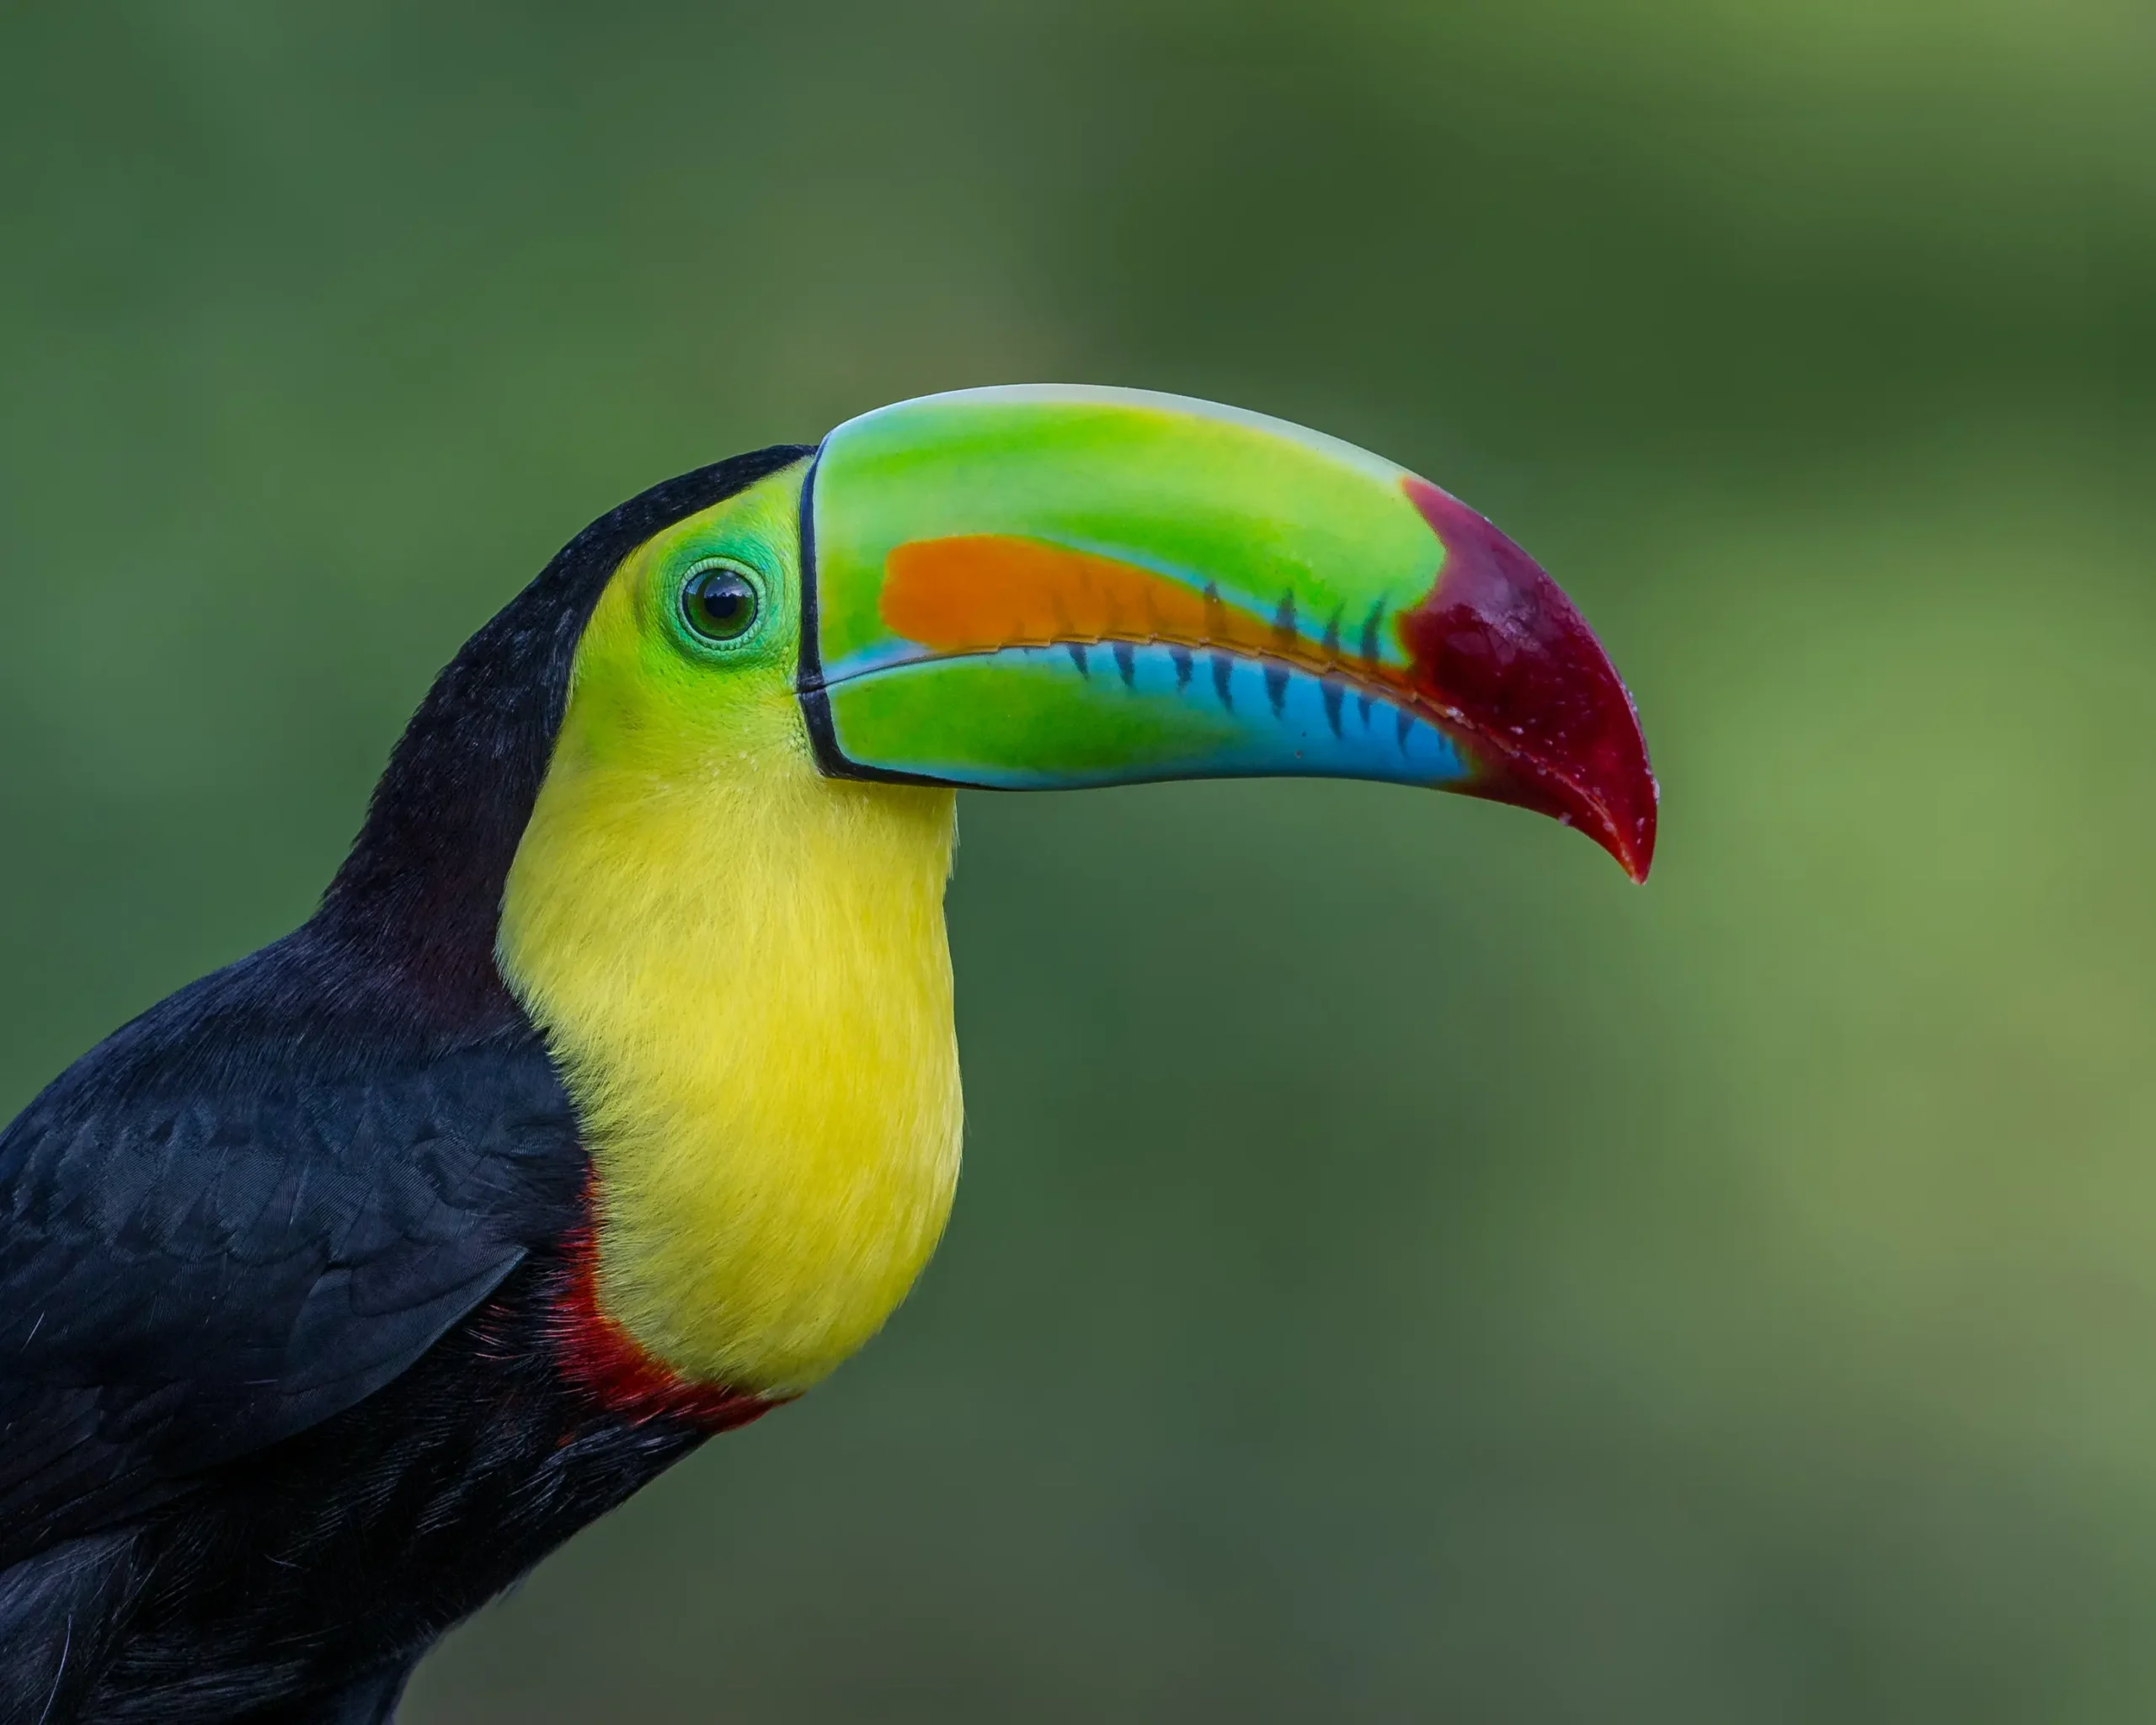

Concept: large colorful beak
[[798, 386, 1657, 881]]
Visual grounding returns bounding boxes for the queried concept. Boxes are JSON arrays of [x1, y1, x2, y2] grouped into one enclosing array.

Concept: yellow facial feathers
[[499, 469, 963, 1396]]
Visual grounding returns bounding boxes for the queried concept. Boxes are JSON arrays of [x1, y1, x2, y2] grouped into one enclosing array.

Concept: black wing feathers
[[0, 928, 584, 1567]]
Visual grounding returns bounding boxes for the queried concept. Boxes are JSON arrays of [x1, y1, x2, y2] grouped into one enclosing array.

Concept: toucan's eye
[[680, 565, 760, 644]]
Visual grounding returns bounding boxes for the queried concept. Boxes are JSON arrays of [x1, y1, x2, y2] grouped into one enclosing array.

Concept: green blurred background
[[3, 2, 2152, 1719]]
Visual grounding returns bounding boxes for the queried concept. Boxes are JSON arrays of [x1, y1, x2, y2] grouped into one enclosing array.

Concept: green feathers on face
[[560, 462, 814, 780]]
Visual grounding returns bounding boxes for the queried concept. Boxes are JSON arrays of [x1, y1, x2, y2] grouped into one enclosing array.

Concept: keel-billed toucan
[[0, 387, 1654, 1722]]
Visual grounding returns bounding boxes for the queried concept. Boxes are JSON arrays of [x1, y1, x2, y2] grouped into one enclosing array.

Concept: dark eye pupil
[[682, 569, 759, 643]]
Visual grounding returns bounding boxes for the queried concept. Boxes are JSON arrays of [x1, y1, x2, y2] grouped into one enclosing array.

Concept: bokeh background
[[3, 2, 2153, 1719]]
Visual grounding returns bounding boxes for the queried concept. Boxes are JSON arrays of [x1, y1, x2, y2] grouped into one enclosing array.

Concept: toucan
[[0, 387, 1655, 1722]]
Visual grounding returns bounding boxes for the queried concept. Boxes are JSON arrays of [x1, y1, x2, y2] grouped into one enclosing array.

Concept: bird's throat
[[497, 649, 961, 1399]]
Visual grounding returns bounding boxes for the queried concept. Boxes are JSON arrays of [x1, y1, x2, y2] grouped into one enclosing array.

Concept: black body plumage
[[0, 445, 814, 1722]]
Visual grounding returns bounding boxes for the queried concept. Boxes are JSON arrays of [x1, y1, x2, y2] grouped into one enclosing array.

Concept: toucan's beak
[[798, 386, 1657, 881]]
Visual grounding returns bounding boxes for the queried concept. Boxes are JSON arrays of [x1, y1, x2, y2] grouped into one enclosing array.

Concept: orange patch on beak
[[880, 535, 1366, 680]]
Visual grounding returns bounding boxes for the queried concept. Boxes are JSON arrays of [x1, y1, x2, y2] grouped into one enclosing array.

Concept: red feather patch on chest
[[546, 1226, 779, 1433]]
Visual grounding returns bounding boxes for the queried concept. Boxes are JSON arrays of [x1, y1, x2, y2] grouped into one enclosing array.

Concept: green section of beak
[[798, 385, 1657, 879], [807, 386, 1438, 672]]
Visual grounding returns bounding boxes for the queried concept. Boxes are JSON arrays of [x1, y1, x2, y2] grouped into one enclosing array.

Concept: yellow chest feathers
[[499, 763, 960, 1397], [494, 517, 962, 1396]]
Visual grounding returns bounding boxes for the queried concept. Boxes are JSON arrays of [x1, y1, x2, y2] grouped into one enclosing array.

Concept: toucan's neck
[[315, 587, 590, 1027], [311, 446, 817, 1025], [498, 740, 962, 1396]]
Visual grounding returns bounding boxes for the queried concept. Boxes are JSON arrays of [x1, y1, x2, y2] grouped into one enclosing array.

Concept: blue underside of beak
[[820, 640, 1473, 792]]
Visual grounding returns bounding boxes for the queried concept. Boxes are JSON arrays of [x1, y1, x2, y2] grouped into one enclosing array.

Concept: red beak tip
[[1396, 476, 1657, 885], [1620, 825, 1656, 885]]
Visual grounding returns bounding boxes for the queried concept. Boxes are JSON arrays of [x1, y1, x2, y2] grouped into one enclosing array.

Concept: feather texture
[[0, 445, 813, 1719]]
